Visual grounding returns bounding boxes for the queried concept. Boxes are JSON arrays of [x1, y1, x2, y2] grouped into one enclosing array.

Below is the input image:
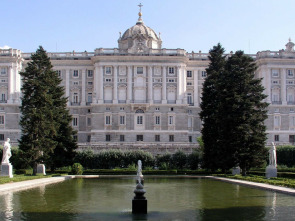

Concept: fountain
[[132, 160, 147, 214]]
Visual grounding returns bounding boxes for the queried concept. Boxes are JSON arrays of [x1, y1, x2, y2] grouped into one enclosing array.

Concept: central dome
[[118, 13, 162, 53]]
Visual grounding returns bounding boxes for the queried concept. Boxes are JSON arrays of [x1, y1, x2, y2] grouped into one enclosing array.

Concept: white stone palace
[[0, 9, 295, 153]]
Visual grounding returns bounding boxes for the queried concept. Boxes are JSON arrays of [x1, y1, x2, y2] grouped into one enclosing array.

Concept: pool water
[[0, 177, 295, 221]]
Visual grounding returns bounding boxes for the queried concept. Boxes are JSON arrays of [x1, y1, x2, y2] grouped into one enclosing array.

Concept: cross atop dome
[[137, 3, 143, 24]]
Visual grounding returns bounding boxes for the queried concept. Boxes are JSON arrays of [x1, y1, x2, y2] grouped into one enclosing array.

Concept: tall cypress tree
[[19, 46, 77, 174], [221, 51, 268, 175], [199, 43, 226, 171]]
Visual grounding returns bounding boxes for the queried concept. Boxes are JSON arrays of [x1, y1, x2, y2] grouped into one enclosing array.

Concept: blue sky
[[1, 0, 295, 54]]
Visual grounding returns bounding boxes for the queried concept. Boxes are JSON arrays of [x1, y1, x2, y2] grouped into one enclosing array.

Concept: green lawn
[[217, 174, 295, 189], [0, 174, 63, 184]]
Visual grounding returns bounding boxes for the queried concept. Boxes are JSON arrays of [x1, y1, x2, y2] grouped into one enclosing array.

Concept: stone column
[[148, 66, 153, 104], [281, 68, 287, 105], [113, 66, 118, 104], [162, 66, 167, 104], [81, 69, 86, 106], [176, 66, 181, 104], [193, 69, 199, 107], [65, 69, 70, 106], [182, 65, 187, 104], [94, 64, 99, 103], [98, 65, 104, 104], [264, 67, 271, 103], [7, 66, 13, 104], [127, 66, 132, 103]]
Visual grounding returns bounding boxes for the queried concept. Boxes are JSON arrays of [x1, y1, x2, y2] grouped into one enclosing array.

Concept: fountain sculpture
[[132, 160, 147, 214]]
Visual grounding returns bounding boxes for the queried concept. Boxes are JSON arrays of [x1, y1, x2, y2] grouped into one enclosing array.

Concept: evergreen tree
[[200, 45, 268, 175], [199, 43, 226, 171], [221, 51, 268, 175], [19, 46, 77, 174]]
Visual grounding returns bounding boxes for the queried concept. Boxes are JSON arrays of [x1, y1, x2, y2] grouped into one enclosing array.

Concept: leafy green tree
[[199, 43, 226, 171], [19, 46, 77, 174]]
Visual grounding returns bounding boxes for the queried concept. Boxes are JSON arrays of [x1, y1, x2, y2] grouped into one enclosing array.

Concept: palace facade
[[0, 12, 295, 153]]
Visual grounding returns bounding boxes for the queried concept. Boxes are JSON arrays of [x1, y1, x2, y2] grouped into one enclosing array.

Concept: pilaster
[[148, 66, 153, 104], [193, 69, 199, 107], [113, 65, 118, 104], [127, 66, 132, 103], [65, 69, 70, 106], [281, 68, 287, 105], [81, 69, 86, 106], [98, 65, 104, 104], [162, 66, 167, 104]]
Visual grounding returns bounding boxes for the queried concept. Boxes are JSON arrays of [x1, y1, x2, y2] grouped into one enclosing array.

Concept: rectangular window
[[137, 116, 143, 125], [1, 80, 6, 83], [87, 81, 93, 86], [105, 116, 111, 125], [155, 107, 160, 111], [56, 70, 61, 77], [289, 135, 295, 144], [168, 79, 175, 83], [169, 135, 174, 142], [187, 93, 193, 104], [87, 135, 91, 142], [137, 67, 143, 74], [169, 116, 174, 125], [187, 70, 192, 78], [105, 78, 112, 82], [87, 117, 91, 126], [169, 107, 174, 112], [0, 134, 4, 141], [187, 82, 193, 86], [120, 135, 125, 142], [155, 135, 160, 142], [73, 93, 79, 103], [137, 135, 143, 141], [106, 134, 111, 141], [274, 135, 279, 142], [87, 70, 93, 78], [1, 94, 6, 101], [120, 107, 124, 111], [73, 70, 79, 77], [201, 71, 207, 78], [73, 117, 78, 127], [0, 68, 7, 75], [0, 115, 4, 125], [120, 116, 125, 125], [287, 69, 294, 77], [168, 67, 174, 74], [155, 116, 160, 125], [73, 135, 78, 141], [274, 115, 280, 128], [73, 81, 79, 85], [272, 69, 279, 77], [87, 93, 92, 103], [105, 67, 112, 74], [189, 136, 192, 142]]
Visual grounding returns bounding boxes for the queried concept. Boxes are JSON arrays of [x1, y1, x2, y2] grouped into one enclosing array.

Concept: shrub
[[171, 150, 187, 169], [276, 145, 295, 167], [71, 163, 83, 175], [187, 151, 201, 170], [156, 153, 171, 168]]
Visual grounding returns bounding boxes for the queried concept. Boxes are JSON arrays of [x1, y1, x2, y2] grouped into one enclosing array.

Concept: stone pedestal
[[37, 164, 46, 175], [232, 167, 241, 175], [1, 163, 13, 178], [132, 199, 147, 214], [266, 166, 277, 179]]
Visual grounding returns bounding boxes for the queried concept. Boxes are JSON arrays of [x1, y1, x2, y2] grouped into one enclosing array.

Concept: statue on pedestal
[[1, 138, 11, 164], [269, 142, 277, 168]]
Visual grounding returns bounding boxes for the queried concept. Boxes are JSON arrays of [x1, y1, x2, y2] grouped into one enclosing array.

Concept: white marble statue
[[137, 160, 143, 177], [1, 138, 12, 164], [269, 142, 277, 168]]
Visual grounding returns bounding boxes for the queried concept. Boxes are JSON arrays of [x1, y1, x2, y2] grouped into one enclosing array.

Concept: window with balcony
[[56, 70, 61, 77], [169, 116, 174, 125], [168, 67, 174, 75], [106, 134, 111, 141], [187, 93, 193, 105], [105, 67, 112, 75], [137, 135, 143, 141], [72, 117, 78, 127], [105, 116, 111, 125], [87, 70, 93, 78], [137, 67, 143, 74], [120, 116, 125, 125], [155, 116, 160, 125], [120, 135, 125, 142], [272, 69, 279, 77], [274, 135, 279, 142], [187, 70, 192, 78], [201, 71, 207, 78], [0, 68, 7, 75], [73, 70, 79, 77], [287, 69, 294, 77], [169, 135, 174, 142], [137, 116, 143, 125]]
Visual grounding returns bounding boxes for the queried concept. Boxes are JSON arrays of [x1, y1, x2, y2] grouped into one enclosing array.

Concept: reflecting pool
[[0, 177, 295, 221]]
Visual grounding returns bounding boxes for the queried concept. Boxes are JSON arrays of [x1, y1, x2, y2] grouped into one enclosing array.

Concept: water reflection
[[0, 178, 295, 221]]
